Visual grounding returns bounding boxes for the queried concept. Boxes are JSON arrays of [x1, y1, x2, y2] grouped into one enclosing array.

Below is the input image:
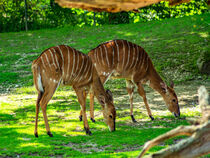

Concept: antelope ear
[[98, 95, 106, 105], [160, 82, 168, 93], [106, 89, 113, 102], [170, 81, 174, 89]]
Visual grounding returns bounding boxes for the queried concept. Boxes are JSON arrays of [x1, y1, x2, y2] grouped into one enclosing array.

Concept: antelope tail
[[32, 63, 44, 93]]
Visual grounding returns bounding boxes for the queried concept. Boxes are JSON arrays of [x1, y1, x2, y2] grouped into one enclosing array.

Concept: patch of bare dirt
[[64, 142, 111, 153]]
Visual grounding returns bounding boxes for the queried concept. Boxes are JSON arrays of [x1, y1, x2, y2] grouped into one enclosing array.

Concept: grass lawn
[[0, 12, 210, 157]]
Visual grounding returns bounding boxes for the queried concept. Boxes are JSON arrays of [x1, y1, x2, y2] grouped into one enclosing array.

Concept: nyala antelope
[[84, 39, 180, 123], [32, 45, 116, 137]]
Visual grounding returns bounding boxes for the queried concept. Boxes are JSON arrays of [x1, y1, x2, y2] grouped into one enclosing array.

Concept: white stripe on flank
[[125, 41, 130, 69], [129, 43, 135, 69], [112, 43, 114, 67], [37, 73, 44, 92], [94, 49, 97, 63], [137, 46, 143, 69], [57, 46, 64, 76], [96, 49, 100, 66], [78, 57, 88, 82], [121, 40, 125, 69], [52, 48, 60, 69], [72, 51, 79, 82], [139, 50, 145, 71], [70, 47, 76, 82], [133, 45, 139, 69], [87, 64, 93, 82], [145, 54, 149, 72], [65, 46, 70, 80], [100, 46, 105, 66], [44, 53, 52, 70], [40, 56, 46, 69], [74, 54, 84, 82], [84, 59, 91, 79], [49, 49, 57, 69], [103, 45, 110, 68], [115, 40, 119, 68]]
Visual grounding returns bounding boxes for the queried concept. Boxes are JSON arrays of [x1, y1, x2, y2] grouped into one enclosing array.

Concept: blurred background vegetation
[[0, 0, 208, 33]]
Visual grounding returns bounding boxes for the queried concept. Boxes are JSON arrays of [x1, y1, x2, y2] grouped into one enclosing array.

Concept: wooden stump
[[138, 86, 210, 158], [54, 0, 190, 12]]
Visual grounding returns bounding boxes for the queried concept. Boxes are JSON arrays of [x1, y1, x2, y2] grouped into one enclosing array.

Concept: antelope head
[[98, 90, 116, 132], [160, 82, 180, 117]]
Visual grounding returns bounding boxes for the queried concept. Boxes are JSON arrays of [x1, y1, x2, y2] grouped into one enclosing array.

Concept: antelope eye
[[109, 115, 112, 119], [172, 99, 176, 103]]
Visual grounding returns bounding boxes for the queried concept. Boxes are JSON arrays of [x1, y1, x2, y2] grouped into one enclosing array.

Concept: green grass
[[0, 86, 193, 158], [0, 13, 210, 157], [0, 12, 209, 93]]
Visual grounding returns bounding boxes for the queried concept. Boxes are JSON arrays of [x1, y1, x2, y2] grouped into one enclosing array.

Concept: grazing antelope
[[84, 39, 180, 123], [32, 45, 116, 137]]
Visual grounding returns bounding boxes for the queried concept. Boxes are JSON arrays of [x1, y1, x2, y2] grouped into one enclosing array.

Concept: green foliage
[[130, 0, 208, 23], [0, 0, 208, 32]]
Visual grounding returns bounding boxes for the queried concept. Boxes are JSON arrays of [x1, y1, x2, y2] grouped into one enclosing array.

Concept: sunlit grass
[[0, 81, 203, 157]]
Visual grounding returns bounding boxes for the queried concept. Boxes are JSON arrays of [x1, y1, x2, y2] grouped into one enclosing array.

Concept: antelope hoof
[[34, 132, 38, 138], [85, 128, 92, 136], [150, 115, 155, 121], [79, 115, 82, 121], [131, 115, 137, 123], [47, 131, 53, 137], [90, 118, 96, 123]]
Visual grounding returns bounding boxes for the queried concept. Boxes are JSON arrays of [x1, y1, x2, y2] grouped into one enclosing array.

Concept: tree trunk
[[138, 86, 210, 158], [24, 0, 28, 31]]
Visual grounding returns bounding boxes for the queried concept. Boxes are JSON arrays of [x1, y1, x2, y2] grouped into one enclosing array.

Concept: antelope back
[[32, 45, 93, 87], [88, 39, 151, 78]]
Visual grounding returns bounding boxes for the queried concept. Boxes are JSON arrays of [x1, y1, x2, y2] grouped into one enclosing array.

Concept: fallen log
[[55, 0, 190, 12], [138, 86, 210, 158]]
